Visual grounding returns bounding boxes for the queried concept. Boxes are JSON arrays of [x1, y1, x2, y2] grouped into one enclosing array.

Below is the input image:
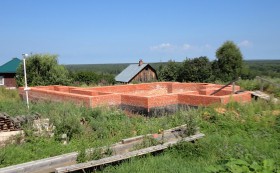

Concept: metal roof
[[115, 63, 149, 83], [0, 58, 21, 73]]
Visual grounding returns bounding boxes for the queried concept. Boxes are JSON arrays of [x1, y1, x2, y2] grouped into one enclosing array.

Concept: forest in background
[[16, 41, 280, 87], [65, 59, 280, 78]]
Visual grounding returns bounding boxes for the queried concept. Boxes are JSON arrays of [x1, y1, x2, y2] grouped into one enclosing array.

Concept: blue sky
[[0, 0, 279, 65]]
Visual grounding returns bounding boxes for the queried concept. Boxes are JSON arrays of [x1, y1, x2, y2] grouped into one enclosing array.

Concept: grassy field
[[1, 85, 280, 172]]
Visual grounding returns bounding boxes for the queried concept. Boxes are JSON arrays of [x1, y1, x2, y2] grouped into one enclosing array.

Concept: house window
[[0, 76, 4, 85]]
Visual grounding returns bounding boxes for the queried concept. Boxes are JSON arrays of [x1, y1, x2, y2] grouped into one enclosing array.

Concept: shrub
[[206, 158, 279, 173]]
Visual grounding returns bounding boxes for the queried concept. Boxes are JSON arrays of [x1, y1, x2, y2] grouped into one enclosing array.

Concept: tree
[[158, 60, 179, 81], [213, 41, 244, 81], [178, 56, 212, 82], [73, 71, 100, 85], [71, 71, 116, 86], [16, 54, 71, 86]]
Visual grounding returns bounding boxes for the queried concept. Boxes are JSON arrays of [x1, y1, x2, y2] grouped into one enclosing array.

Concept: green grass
[[0, 87, 20, 102], [0, 88, 195, 167], [1, 87, 280, 172], [101, 101, 280, 173], [238, 78, 280, 97]]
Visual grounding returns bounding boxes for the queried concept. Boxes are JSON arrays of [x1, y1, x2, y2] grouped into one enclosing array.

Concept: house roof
[[115, 63, 150, 83], [0, 58, 21, 73]]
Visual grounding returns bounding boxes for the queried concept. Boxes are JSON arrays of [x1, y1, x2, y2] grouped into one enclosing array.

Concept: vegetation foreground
[[0, 87, 280, 172]]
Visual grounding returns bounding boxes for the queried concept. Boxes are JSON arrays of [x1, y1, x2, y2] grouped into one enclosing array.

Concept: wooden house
[[115, 60, 158, 84]]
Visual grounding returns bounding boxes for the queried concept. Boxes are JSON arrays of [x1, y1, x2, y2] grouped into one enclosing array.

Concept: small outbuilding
[[115, 59, 158, 84], [0, 58, 21, 88]]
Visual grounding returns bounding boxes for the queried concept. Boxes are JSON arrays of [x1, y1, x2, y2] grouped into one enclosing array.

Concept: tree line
[[16, 40, 267, 87], [158, 41, 252, 83], [16, 54, 116, 87]]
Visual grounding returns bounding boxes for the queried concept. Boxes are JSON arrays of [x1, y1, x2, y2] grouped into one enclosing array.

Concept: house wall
[[0, 73, 17, 88], [130, 66, 157, 83]]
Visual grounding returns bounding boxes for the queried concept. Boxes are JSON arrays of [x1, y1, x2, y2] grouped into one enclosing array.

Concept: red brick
[[18, 82, 252, 113]]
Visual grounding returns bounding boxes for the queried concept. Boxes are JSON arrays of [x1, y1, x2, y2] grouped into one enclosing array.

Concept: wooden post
[[260, 79, 264, 91], [232, 82, 235, 94]]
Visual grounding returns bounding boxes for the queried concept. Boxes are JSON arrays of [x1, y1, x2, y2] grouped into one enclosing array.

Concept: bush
[[178, 56, 213, 82], [206, 158, 279, 173], [237, 79, 261, 91], [71, 71, 116, 86], [238, 78, 280, 97], [54, 112, 83, 140]]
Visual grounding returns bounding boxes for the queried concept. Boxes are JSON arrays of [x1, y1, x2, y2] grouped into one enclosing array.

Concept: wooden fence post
[[260, 79, 264, 91]]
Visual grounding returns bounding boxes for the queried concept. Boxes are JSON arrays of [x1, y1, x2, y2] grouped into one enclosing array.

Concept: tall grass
[[238, 78, 280, 97], [0, 87, 20, 101], [102, 100, 280, 172], [0, 88, 196, 168], [1, 87, 280, 172]]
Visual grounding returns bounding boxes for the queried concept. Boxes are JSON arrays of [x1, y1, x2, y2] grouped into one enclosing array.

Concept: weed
[[206, 158, 279, 173], [182, 110, 198, 136], [0, 149, 6, 165], [0, 87, 20, 101], [132, 136, 160, 151], [77, 146, 113, 163]]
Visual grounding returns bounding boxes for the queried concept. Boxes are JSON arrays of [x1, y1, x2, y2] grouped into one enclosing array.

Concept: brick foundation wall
[[121, 94, 148, 108], [91, 94, 121, 107], [178, 93, 222, 106], [20, 87, 92, 107], [148, 94, 178, 108], [18, 82, 252, 115], [221, 91, 252, 104]]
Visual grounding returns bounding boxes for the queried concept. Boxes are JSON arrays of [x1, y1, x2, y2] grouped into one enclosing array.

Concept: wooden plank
[[0, 153, 77, 173], [55, 133, 205, 173], [210, 78, 240, 95], [0, 124, 199, 173]]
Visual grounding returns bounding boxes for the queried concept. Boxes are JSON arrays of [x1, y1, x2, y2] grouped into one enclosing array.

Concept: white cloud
[[150, 43, 193, 52], [150, 43, 173, 51], [149, 42, 215, 60], [182, 44, 191, 50], [238, 40, 252, 47], [204, 44, 211, 49]]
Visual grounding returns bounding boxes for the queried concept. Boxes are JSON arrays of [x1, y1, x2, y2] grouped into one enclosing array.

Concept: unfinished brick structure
[[19, 82, 251, 116]]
